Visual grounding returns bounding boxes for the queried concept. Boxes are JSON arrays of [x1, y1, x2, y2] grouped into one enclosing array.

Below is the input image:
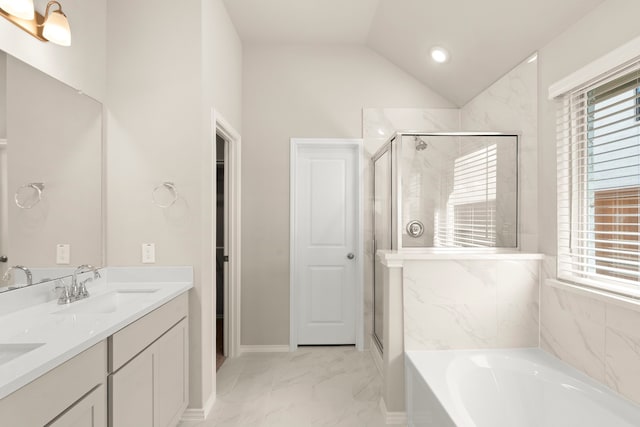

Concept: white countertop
[[0, 267, 193, 400]]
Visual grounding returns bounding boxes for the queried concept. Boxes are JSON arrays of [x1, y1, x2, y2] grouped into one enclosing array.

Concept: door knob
[[347, 253, 355, 260]]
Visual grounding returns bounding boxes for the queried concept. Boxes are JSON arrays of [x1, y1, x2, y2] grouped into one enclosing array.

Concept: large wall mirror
[[0, 51, 102, 291]]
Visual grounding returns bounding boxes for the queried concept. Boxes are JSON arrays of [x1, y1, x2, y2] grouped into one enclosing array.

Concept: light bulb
[[0, 0, 35, 20], [430, 47, 450, 64], [43, 9, 70, 46]]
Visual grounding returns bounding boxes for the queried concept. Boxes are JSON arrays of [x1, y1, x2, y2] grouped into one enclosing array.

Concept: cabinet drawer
[[0, 341, 107, 427], [109, 293, 187, 372]]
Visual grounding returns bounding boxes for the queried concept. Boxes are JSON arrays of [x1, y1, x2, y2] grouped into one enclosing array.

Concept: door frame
[[289, 138, 364, 351], [212, 110, 241, 359], [0, 139, 7, 278]]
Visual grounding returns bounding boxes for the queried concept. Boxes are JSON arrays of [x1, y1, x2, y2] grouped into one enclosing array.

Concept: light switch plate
[[56, 244, 70, 264], [142, 243, 155, 263]]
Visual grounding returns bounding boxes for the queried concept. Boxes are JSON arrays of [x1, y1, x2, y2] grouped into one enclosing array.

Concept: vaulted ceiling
[[222, 0, 604, 106]]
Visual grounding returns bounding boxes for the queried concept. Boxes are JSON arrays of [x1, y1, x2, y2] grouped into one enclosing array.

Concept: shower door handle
[[347, 253, 355, 260]]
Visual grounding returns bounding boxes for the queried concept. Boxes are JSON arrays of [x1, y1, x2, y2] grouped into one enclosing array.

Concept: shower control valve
[[406, 220, 424, 238]]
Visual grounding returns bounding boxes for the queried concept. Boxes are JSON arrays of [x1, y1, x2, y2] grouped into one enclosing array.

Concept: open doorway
[[216, 133, 228, 371], [0, 139, 7, 278], [212, 110, 241, 371]]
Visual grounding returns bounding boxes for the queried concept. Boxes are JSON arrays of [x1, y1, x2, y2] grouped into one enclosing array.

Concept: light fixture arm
[[39, 0, 65, 26], [0, 5, 46, 41]]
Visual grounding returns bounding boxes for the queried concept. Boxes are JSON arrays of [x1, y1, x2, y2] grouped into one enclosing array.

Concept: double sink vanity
[[0, 266, 192, 427], [0, 44, 194, 427]]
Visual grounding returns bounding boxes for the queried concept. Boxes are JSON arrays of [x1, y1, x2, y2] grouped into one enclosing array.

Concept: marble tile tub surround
[[179, 346, 400, 427], [376, 251, 542, 416], [541, 256, 640, 406], [401, 255, 542, 351], [0, 266, 193, 399]]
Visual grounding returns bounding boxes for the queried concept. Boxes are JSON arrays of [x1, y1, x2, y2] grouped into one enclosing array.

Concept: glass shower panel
[[373, 148, 391, 349], [400, 134, 518, 248]]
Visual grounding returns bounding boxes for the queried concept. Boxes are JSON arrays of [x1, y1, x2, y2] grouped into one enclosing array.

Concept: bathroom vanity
[[0, 267, 192, 427]]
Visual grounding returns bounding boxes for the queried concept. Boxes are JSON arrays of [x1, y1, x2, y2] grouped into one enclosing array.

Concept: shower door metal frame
[[371, 131, 520, 353], [371, 140, 394, 351], [372, 131, 521, 252]]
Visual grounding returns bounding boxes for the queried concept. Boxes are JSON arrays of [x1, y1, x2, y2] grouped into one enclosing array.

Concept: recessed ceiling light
[[430, 47, 449, 64]]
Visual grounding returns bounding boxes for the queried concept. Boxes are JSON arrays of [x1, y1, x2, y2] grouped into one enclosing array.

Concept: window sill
[[546, 278, 640, 312]]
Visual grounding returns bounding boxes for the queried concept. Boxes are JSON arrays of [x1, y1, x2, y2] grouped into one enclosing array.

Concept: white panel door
[[295, 144, 357, 345]]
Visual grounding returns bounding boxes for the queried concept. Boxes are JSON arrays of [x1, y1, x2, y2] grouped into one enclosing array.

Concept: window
[[557, 64, 640, 294]]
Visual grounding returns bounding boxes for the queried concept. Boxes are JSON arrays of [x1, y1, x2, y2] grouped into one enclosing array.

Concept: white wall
[[202, 0, 242, 131], [0, 0, 106, 101], [538, 0, 640, 406], [106, 0, 242, 414], [242, 44, 454, 345], [0, 52, 5, 138]]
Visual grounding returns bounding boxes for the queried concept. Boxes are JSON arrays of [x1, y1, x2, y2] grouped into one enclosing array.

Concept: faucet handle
[[77, 278, 92, 299], [55, 280, 72, 305]]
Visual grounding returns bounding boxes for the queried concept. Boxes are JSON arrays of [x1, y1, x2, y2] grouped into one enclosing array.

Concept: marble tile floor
[[179, 346, 405, 427]]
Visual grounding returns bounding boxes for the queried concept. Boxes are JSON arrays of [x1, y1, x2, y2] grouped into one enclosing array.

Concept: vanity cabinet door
[[154, 318, 188, 427], [109, 318, 188, 427], [47, 384, 106, 427], [109, 349, 154, 427]]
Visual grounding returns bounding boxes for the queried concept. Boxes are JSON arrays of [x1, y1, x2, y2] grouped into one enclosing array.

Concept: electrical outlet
[[56, 244, 70, 264], [142, 243, 155, 263]]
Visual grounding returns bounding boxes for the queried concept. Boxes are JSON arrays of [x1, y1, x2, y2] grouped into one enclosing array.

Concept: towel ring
[[15, 183, 45, 209], [152, 182, 178, 208]]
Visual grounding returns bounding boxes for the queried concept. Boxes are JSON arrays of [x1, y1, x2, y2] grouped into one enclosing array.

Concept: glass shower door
[[373, 148, 391, 350]]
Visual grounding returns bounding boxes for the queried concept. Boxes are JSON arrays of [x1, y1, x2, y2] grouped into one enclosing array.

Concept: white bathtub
[[405, 348, 640, 427]]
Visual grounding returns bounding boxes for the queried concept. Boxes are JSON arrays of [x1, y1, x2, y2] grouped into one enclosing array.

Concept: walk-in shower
[[372, 132, 519, 350]]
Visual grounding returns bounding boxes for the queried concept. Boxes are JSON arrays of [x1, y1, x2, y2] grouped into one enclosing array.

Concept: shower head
[[414, 136, 428, 151]]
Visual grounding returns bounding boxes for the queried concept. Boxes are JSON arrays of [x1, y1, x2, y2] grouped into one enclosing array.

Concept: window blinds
[[447, 144, 497, 248], [557, 62, 640, 292]]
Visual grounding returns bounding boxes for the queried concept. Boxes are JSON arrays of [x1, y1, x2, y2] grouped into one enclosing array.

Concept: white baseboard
[[239, 345, 290, 353], [370, 337, 383, 377], [379, 397, 408, 425], [180, 393, 216, 422]]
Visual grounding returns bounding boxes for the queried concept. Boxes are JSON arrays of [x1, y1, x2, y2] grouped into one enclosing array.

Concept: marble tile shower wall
[[403, 259, 540, 351], [362, 108, 460, 348], [540, 256, 640, 405], [460, 55, 538, 252]]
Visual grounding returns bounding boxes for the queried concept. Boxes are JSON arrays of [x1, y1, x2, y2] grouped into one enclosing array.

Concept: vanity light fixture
[[0, 0, 71, 46], [42, 1, 70, 46], [0, 0, 34, 20], [430, 46, 450, 64]]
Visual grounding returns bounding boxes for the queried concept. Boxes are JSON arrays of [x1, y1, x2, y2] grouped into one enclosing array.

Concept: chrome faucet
[[70, 264, 101, 301], [2, 265, 33, 287]]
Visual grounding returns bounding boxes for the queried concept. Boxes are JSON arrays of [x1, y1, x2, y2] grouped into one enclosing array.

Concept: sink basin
[[55, 289, 160, 315], [0, 343, 45, 366]]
